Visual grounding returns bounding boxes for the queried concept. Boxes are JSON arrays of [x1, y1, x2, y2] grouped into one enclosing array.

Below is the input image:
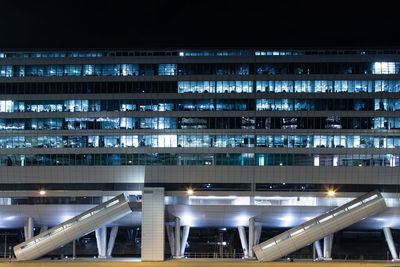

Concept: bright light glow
[[60, 214, 74, 222], [278, 215, 295, 227], [375, 218, 385, 221], [236, 215, 249, 225], [279, 216, 294, 221], [333, 155, 339, 166], [187, 189, 194, 196], [5, 216, 15, 221], [328, 190, 335, 197], [39, 190, 46, 196], [179, 52, 184, 57], [314, 155, 320, 166], [181, 214, 194, 225]]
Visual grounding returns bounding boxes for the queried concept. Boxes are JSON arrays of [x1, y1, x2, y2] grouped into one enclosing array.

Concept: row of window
[[0, 62, 398, 77], [0, 64, 177, 77], [3, 98, 399, 113], [0, 116, 399, 131], [2, 80, 400, 95], [179, 80, 400, 93], [1, 135, 400, 149], [256, 99, 400, 111], [2, 49, 399, 59], [0, 153, 398, 167]]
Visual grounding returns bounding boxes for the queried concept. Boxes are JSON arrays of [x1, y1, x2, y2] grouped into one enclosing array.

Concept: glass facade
[[0, 49, 399, 190]]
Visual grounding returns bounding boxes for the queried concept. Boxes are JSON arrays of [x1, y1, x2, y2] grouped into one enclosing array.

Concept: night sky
[[1, 0, 400, 49]]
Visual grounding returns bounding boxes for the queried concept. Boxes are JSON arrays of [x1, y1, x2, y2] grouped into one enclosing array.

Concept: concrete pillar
[[219, 232, 223, 258], [175, 217, 181, 258], [141, 187, 165, 261], [72, 240, 76, 259], [383, 227, 399, 261], [23, 225, 28, 241], [314, 240, 323, 259], [238, 226, 248, 258], [166, 224, 175, 257], [24, 217, 34, 241], [180, 225, 190, 257], [323, 234, 333, 260], [254, 225, 262, 246], [95, 227, 107, 258], [95, 228, 102, 257], [248, 217, 255, 258], [100, 226, 107, 258], [106, 226, 119, 257]]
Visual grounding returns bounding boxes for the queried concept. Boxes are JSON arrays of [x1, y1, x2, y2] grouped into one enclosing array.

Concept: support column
[[248, 218, 255, 258], [26, 217, 34, 240], [106, 226, 119, 258], [72, 240, 76, 260], [238, 226, 248, 258], [254, 225, 262, 246], [219, 232, 223, 258], [141, 187, 165, 261], [383, 227, 399, 261], [23, 226, 28, 241], [95, 227, 107, 258], [180, 225, 190, 257], [314, 240, 323, 259], [175, 217, 181, 258], [166, 224, 175, 257], [323, 234, 333, 260]]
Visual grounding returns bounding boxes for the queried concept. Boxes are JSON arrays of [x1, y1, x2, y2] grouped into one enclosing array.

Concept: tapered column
[[323, 234, 333, 259], [166, 225, 175, 257], [180, 226, 190, 257], [383, 227, 399, 261], [219, 232, 223, 258], [23, 226, 28, 241], [254, 225, 262, 246], [95, 228, 102, 257], [314, 240, 323, 259], [248, 218, 255, 258], [72, 240, 76, 259], [95, 227, 107, 258], [175, 217, 181, 258], [24, 217, 34, 241], [106, 226, 119, 257], [238, 226, 248, 258]]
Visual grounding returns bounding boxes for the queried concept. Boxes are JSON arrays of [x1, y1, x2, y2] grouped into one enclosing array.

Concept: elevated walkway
[[13, 193, 132, 261], [253, 190, 387, 261]]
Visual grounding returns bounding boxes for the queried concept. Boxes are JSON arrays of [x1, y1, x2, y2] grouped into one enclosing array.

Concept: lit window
[[373, 62, 396, 74]]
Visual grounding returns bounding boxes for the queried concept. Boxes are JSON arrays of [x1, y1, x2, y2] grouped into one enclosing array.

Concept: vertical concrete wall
[[141, 187, 165, 261]]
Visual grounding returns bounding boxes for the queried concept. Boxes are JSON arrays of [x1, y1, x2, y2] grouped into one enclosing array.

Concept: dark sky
[[1, 0, 400, 49]]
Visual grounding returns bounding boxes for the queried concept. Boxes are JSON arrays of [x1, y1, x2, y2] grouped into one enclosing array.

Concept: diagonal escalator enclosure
[[253, 190, 387, 261], [13, 193, 132, 261]]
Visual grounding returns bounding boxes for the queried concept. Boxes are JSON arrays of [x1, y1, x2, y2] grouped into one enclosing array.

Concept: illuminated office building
[[0, 49, 399, 260]]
